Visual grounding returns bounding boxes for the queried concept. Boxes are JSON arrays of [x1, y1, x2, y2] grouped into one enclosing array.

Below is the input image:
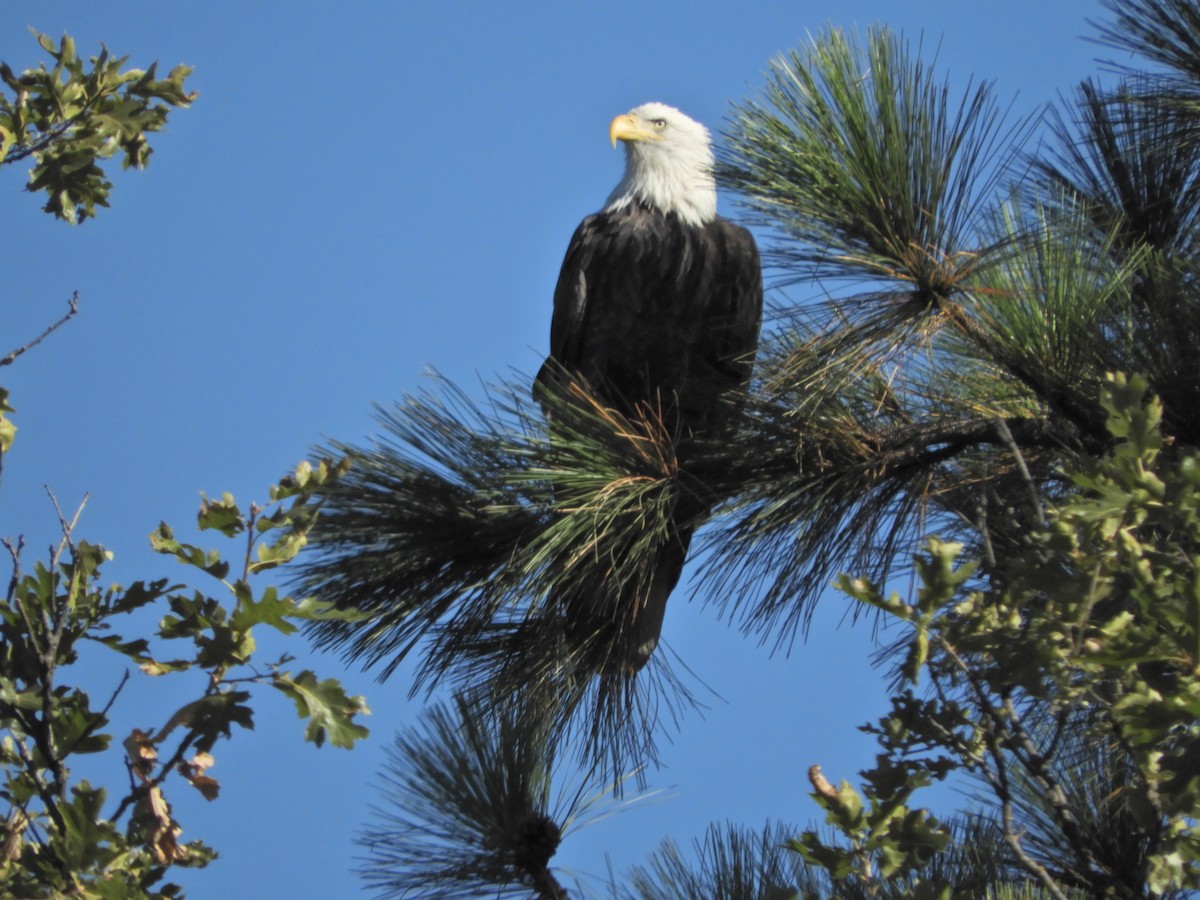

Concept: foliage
[[0, 30, 195, 223], [303, 377, 708, 785], [0, 31, 367, 900], [0, 27, 195, 505], [789, 376, 1199, 898], [623, 820, 819, 900], [358, 693, 637, 900], [0, 461, 368, 899], [716, 24, 1019, 293]]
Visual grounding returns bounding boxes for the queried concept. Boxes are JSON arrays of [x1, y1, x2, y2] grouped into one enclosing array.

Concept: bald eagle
[[536, 102, 762, 673]]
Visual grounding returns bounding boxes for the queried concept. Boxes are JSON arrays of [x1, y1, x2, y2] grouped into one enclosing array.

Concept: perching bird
[[536, 102, 762, 673]]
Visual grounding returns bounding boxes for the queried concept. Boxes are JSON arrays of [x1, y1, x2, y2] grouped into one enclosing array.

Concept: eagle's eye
[[650, 118, 667, 130]]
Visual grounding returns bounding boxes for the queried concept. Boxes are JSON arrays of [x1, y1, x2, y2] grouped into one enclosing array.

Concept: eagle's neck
[[604, 144, 717, 228]]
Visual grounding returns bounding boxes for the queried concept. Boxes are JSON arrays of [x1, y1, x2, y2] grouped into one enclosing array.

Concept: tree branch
[[66, 671, 130, 758], [3, 537, 42, 661], [0, 293, 79, 368], [529, 866, 570, 900], [994, 418, 1047, 529], [936, 638, 1074, 898], [0, 86, 108, 167], [999, 696, 1100, 881]]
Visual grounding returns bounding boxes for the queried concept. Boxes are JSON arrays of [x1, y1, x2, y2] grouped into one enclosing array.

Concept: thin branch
[[242, 503, 258, 583], [26, 489, 90, 807], [936, 638, 1072, 898], [41, 488, 88, 661], [530, 866, 570, 900], [66, 671, 130, 757], [110, 727, 198, 827], [994, 418, 1047, 529], [999, 696, 1099, 879], [871, 414, 1058, 474], [0, 87, 109, 167], [0, 534, 66, 823], [1000, 786, 1071, 900], [45, 486, 88, 548], [1, 71, 125, 167], [977, 492, 998, 569], [3, 537, 42, 662], [0, 293, 79, 368], [11, 735, 67, 837]]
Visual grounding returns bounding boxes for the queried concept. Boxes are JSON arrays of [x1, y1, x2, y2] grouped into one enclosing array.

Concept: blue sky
[[1, 2, 1108, 896]]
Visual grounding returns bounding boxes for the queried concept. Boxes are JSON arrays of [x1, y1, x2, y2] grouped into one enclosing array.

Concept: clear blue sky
[[1, 2, 1107, 896]]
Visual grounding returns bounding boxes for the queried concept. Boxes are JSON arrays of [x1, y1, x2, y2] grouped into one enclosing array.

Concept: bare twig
[[0, 294, 79, 368], [66, 671, 131, 757], [3, 535, 22, 602], [45, 486, 89, 548], [1000, 696, 1097, 875], [936, 634, 1093, 895], [994, 418, 1046, 528], [41, 488, 88, 662], [965, 673, 1072, 900]]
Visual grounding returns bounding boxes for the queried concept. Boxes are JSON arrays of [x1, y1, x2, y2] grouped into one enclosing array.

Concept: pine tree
[[301, 1, 1200, 895]]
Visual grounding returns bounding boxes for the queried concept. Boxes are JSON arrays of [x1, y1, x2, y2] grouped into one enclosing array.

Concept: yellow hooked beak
[[609, 112, 662, 147]]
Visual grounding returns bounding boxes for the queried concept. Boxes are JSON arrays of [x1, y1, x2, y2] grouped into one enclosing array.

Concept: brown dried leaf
[[123, 728, 158, 781], [2, 809, 28, 862], [808, 763, 838, 800], [187, 773, 220, 801], [178, 752, 220, 800], [144, 786, 187, 863]]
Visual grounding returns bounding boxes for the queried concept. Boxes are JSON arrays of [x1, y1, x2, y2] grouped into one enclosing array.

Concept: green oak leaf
[[273, 670, 369, 749]]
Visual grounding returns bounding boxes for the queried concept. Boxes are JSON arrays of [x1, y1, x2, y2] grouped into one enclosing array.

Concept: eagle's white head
[[604, 102, 718, 227]]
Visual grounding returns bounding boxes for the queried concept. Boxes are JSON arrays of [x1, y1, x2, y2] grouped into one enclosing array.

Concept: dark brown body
[[537, 199, 762, 672]]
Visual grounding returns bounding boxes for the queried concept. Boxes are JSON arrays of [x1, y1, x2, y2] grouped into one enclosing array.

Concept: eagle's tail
[[620, 527, 692, 672], [565, 524, 694, 675]]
